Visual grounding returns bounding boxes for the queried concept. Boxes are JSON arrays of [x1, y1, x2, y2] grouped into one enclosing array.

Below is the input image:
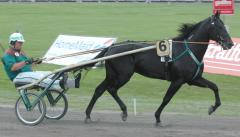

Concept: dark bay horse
[[83, 12, 234, 126]]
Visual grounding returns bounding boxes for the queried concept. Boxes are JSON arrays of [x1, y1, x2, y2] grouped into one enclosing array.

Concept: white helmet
[[9, 32, 25, 44]]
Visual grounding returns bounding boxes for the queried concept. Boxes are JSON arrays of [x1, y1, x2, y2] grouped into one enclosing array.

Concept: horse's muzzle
[[222, 42, 234, 50]]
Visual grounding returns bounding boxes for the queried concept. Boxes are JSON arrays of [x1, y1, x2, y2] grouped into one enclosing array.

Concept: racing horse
[[83, 12, 234, 126]]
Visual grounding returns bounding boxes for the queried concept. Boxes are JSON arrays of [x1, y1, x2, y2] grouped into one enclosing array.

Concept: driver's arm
[[11, 61, 27, 71]]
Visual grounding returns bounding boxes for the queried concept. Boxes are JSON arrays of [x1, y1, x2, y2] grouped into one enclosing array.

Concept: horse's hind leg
[[108, 87, 128, 121], [189, 77, 221, 115], [155, 79, 184, 126], [105, 58, 134, 122], [85, 79, 108, 123]]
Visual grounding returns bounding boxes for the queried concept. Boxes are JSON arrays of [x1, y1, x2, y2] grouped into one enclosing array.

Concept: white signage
[[204, 38, 240, 76], [43, 35, 117, 66]]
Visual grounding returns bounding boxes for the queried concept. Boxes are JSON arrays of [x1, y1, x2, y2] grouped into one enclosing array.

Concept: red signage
[[213, 0, 234, 14], [204, 38, 240, 77]]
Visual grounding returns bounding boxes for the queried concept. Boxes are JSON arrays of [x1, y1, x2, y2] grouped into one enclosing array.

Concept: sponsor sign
[[43, 35, 117, 66], [213, 0, 234, 14], [204, 38, 240, 76]]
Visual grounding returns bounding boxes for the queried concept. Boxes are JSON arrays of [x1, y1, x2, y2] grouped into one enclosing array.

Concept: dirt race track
[[0, 106, 240, 137]]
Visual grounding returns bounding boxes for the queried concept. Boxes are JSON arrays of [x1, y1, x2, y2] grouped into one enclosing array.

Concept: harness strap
[[171, 48, 188, 62], [172, 40, 203, 80], [184, 41, 203, 80]]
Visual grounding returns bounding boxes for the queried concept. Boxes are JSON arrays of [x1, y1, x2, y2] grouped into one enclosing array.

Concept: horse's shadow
[[42, 118, 173, 129]]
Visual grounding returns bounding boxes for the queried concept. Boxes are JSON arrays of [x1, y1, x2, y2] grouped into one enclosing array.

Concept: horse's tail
[[81, 47, 109, 69], [70, 47, 109, 88]]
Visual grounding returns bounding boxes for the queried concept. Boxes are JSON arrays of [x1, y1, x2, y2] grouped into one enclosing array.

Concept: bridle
[[209, 16, 230, 49]]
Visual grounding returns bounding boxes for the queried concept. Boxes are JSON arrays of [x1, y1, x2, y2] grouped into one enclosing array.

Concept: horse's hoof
[[208, 105, 215, 115], [84, 118, 92, 124], [121, 112, 128, 121], [155, 121, 163, 127]]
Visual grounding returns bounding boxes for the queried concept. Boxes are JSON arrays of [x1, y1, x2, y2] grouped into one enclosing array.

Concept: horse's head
[[208, 11, 234, 50]]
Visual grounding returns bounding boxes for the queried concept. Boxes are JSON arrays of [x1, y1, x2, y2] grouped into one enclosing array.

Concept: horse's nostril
[[226, 43, 234, 49]]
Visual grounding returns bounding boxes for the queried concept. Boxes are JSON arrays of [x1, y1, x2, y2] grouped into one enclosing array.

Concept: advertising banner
[[204, 38, 240, 76], [213, 0, 234, 14], [43, 35, 117, 66]]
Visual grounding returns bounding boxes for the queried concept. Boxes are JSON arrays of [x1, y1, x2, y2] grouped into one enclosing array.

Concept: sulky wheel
[[15, 92, 46, 126], [43, 90, 68, 120]]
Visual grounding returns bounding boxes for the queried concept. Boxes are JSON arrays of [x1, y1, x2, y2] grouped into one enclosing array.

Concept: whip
[[0, 42, 5, 53]]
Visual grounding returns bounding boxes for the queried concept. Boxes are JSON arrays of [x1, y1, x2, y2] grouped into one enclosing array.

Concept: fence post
[[133, 98, 137, 116]]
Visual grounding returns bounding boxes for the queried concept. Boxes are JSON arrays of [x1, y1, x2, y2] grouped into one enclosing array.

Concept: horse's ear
[[214, 10, 220, 19]]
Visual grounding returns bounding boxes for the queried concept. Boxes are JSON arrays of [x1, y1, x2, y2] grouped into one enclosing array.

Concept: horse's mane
[[174, 21, 204, 40]]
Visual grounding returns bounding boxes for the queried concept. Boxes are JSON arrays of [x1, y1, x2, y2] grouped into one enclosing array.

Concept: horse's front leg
[[155, 79, 184, 126], [189, 77, 221, 115]]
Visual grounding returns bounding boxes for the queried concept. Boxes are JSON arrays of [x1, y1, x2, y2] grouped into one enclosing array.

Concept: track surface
[[0, 106, 240, 137]]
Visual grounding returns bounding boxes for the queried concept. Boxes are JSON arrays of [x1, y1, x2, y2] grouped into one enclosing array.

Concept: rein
[[173, 41, 215, 45], [43, 47, 105, 61], [41, 40, 217, 62]]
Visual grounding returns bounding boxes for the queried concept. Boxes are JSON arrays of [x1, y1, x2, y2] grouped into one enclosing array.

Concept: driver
[[1, 32, 80, 91]]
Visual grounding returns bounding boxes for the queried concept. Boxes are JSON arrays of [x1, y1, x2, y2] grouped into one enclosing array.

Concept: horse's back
[[104, 42, 167, 80], [105, 43, 147, 56]]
